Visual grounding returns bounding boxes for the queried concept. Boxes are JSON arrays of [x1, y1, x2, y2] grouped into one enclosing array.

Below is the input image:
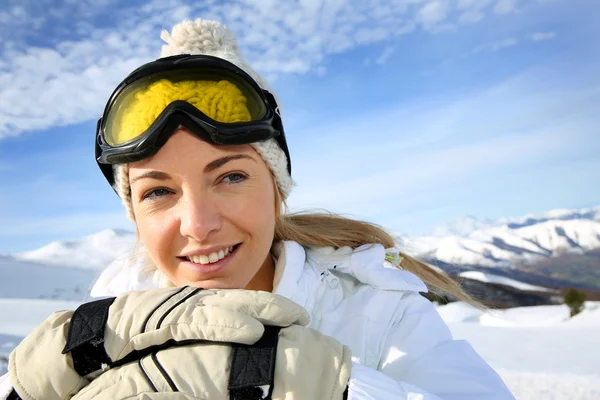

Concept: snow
[[1, 213, 600, 398], [437, 301, 600, 399], [502, 206, 600, 227], [459, 270, 551, 292], [0, 299, 84, 376], [432, 215, 495, 237], [15, 229, 136, 269], [0, 256, 97, 300], [496, 370, 600, 400], [0, 298, 82, 337], [1, 297, 599, 398], [409, 216, 600, 268]]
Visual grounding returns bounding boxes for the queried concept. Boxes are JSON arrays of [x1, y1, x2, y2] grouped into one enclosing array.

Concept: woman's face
[[129, 128, 277, 291]]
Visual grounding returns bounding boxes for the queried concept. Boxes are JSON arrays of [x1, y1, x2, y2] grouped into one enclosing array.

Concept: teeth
[[186, 246, 235, 265]]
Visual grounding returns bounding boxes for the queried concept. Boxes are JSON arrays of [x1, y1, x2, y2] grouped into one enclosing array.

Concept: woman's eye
[[142, 188, 172, 201], [221, 173, 247, 185]]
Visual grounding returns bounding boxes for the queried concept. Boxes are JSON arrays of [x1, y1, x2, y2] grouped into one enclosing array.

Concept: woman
[[0, 19, 514, 399]]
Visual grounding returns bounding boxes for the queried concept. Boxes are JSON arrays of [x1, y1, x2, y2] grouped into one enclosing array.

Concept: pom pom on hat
[[160, 19, 239, 57], [159, 19, 273, 93], [113, 19, 294, 221]]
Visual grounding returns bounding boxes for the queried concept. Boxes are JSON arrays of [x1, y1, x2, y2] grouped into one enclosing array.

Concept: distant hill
[[404, 206, 600, 290], [14, 229, 136, 269], [1, 229, 136, 301]]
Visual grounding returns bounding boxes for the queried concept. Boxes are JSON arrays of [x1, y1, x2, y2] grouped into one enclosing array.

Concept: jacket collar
[[272, 241, 428, 294]]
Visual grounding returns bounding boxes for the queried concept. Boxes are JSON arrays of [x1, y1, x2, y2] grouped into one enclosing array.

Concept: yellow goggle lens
[[105, 79, 253, 146]]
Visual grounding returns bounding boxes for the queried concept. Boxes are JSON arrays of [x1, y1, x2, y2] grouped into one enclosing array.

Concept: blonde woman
[[0, 19, 514, 399]]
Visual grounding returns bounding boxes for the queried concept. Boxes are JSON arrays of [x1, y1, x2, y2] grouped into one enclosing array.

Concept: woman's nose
[[178, 190, 222, 242]]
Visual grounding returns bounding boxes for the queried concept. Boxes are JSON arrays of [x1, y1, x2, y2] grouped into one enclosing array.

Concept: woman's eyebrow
[[130, 170, 171, 185], [204, 154, 256, 173], [130, 155, 256, 185]]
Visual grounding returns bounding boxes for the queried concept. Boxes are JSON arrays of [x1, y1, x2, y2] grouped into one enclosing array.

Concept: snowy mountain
[[2, 205, 599, 304], [458, 271, 552, 293], [432, 215, 496, 237], [406, 206, 600, 270], [0, 229, 136, 302], [500, 207, 600, 229], [15, 229, 136, 269], [11, 207, 599, 275]]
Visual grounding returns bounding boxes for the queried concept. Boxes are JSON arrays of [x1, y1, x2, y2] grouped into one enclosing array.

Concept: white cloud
[[494, 0, 518, 15], [467, 31, 556, 57], [459, 10, 485, 24], [417, 0, 451, 28], [458, 0, 493, 10], [472, 37, 518, 53], [375, 46, 395, 65], [0, 0, 552, 138], [354, 27, 390, 45], [530, 31, 557, 41], [286, 72, 600, 221]]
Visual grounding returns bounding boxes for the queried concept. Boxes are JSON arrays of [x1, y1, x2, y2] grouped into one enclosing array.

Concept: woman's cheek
[[141, 213, 175, 251]]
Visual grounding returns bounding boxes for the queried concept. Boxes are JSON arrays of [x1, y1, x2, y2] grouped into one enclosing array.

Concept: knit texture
[[113, 19, 294, 221], [111, 79, 252, 145]]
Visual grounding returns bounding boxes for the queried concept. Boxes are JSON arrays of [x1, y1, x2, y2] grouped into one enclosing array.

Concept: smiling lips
[[185, 246, 235, 265]]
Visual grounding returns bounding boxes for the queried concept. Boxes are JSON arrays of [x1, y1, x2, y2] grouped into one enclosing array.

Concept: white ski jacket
[[0, 241, 514, 399]]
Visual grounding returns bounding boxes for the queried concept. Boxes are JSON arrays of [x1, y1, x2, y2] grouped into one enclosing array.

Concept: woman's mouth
[[178, 243, 241, 274]]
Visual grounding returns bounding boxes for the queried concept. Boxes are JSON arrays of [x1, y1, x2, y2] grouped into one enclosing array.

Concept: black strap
[[62, 297, 116, 375], [6, 390, 21, 400], [229, 326, 281, 400], [58, 295, 283, 398]]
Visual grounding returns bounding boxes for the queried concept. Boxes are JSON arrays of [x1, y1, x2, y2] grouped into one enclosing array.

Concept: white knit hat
[[113, 19, 294, 221]]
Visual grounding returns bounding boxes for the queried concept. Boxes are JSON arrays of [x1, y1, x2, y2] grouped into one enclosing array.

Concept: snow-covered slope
[[14, 229, 136, 269], [406, 206, 600, 269], [437, 302, 600, 399], [0, 256, 97, 301], [3, 300, 598, 398], [0, 229, 136, 301], [459, 271, 552, 292]]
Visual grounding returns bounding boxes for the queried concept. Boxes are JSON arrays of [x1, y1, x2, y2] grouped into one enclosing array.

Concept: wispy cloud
[[494, 0, 519, 15], [375, 46, 395, 65], [459, 10, 485, 24], [530, 31, 557, 41], [472, 37, 519, 53], [1, 0, 536, 139], [457, 0, 493, 23], [417, 0, 451, 28], [286, 67, 600, 222], [469, 30, 556, 55], [458, 0, 493, 10]]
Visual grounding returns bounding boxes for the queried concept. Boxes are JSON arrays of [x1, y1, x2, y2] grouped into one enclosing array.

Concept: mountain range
[[2, 205, 599, 304], [404, 206, 600, 290]]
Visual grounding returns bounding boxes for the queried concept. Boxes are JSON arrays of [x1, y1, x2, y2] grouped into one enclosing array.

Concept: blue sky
[[0, 0, 599, 253]]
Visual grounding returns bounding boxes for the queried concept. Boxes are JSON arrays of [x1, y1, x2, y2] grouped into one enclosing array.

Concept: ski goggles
[[95, 54, 291, 188]]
